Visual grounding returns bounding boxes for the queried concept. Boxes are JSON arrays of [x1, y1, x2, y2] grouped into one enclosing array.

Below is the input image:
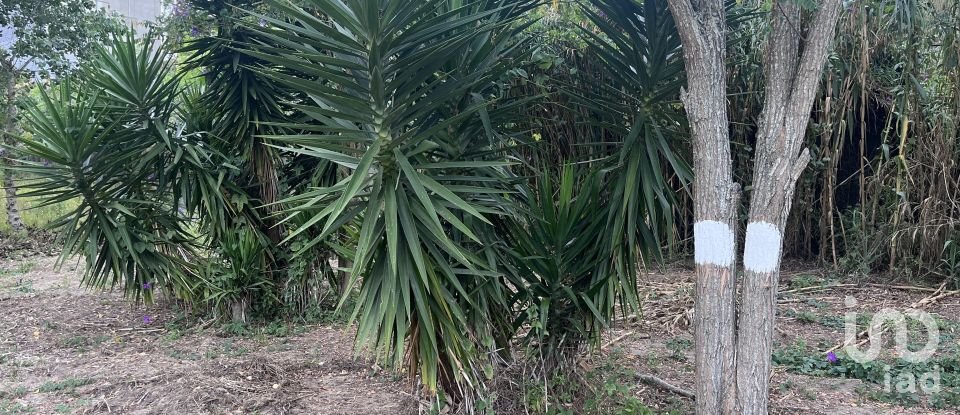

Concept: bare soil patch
[[0, 255, 418, 415]]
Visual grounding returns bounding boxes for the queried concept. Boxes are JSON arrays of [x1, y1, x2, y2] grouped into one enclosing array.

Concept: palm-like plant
[[576, 0, 691, 312], [498, 166, 614, 373], [16, 33, 210, 301], [238, 0, 537, 395], [179, 18, 307, 317]]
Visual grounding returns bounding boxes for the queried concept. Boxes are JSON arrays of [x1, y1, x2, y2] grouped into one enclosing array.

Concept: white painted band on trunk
[[693, 220, 734, 267], [743, 221, 782, 273]]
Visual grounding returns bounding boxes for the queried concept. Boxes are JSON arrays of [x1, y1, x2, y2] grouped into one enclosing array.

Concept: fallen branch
[[777, 283, 856, 296], [910, 282, 959, 308], [864, 283, 941, 293], [115, 328, 166, 335], [636, 373, 695, 399], [601, 331, 635, 350]]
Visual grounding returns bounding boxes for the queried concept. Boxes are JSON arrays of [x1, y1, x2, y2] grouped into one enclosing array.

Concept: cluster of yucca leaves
[[15, 0, 688, 404], [18, 33, 206, 303]]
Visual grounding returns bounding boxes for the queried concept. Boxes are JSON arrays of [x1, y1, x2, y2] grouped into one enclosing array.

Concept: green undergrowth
[[151, 288, 359, 342], [37, 377, 94, 394], [500, 349, 685, 415], [773, 340, 960, 408], [0, 399, 33, 415]]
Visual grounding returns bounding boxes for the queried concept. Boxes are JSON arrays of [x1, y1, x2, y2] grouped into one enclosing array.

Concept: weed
[[302, 300, 353, 325], [220, 321, 249, 337], [817, 314, 847, 329], [0, 387, 27, 399], [0, 261, 36, 280], [163, 327, 183, 342], [0, 399, 33, 415], [263, 321, 291, 337], [222, 340, 249, 357], [204, 340, 250, 359], [59, 335, 108, 352], [12, 280, 33, 294], [60, 336, 90, 349], [14, 261, 36, 275], [38, 378, 94, 394], [805, 299, 828, 309], [795, 311, 820, 324], [665, 337, 693, 361], [644, 352, 660, 371], [790, 275, 824, 290], [777, 379, 794, 393], [165, 349, 202, 361], [511, 349, 685, 415]]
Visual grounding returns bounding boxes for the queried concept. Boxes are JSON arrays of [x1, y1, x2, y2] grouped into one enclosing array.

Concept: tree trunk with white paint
[[665, 0, 739, 412], [665, 0, 844, 413], [735, 1, 842, 413], [1, 71, 24, 234]]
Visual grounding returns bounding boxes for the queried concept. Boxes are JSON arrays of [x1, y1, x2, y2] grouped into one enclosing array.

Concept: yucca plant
[[17, 27, 337, 321], [498, 166, 615, 374], [235, 0, 538, 397], [198, 226, 276, 321], [573, 0, 690, 313], [179, 19, 302, 318], [181, 23, 290, 245], [16, 33, 210, 302]]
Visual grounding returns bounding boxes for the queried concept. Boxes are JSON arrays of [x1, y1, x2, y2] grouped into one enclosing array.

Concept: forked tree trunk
[[665, 0, 843, 413], [735, 1, 842, 413], [2, 72, 24, 233], [664, 0, 738, 412]]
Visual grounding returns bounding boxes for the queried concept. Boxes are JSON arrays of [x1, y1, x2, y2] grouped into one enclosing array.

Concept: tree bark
[[1, 70, 24, 234], [735, 1, 842, 414], [664, 0, 738, 413]]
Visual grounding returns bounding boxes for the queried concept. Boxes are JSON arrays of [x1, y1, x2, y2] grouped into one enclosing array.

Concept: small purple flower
[[190, 27, 201, 37], [826, 351, 838, 363], [259, 18, 268, 28], [143, 315, 154, 325], [142, 282, 152, 290]]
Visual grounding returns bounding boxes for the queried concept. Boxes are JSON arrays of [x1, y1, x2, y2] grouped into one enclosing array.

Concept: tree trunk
[[666, 1, 843, 413], [230, 296, 250, 323], [665, 0, 738, 412], [2, 71, 24, 234], [735, 1, 842, 414]]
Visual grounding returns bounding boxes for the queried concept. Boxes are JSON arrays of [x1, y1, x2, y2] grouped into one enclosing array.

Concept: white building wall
[[96, 0, 165, 31]]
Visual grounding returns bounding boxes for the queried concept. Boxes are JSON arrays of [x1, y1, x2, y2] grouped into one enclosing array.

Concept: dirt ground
[[0, 256, 418, 414], [1, 253, 959, 414]]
